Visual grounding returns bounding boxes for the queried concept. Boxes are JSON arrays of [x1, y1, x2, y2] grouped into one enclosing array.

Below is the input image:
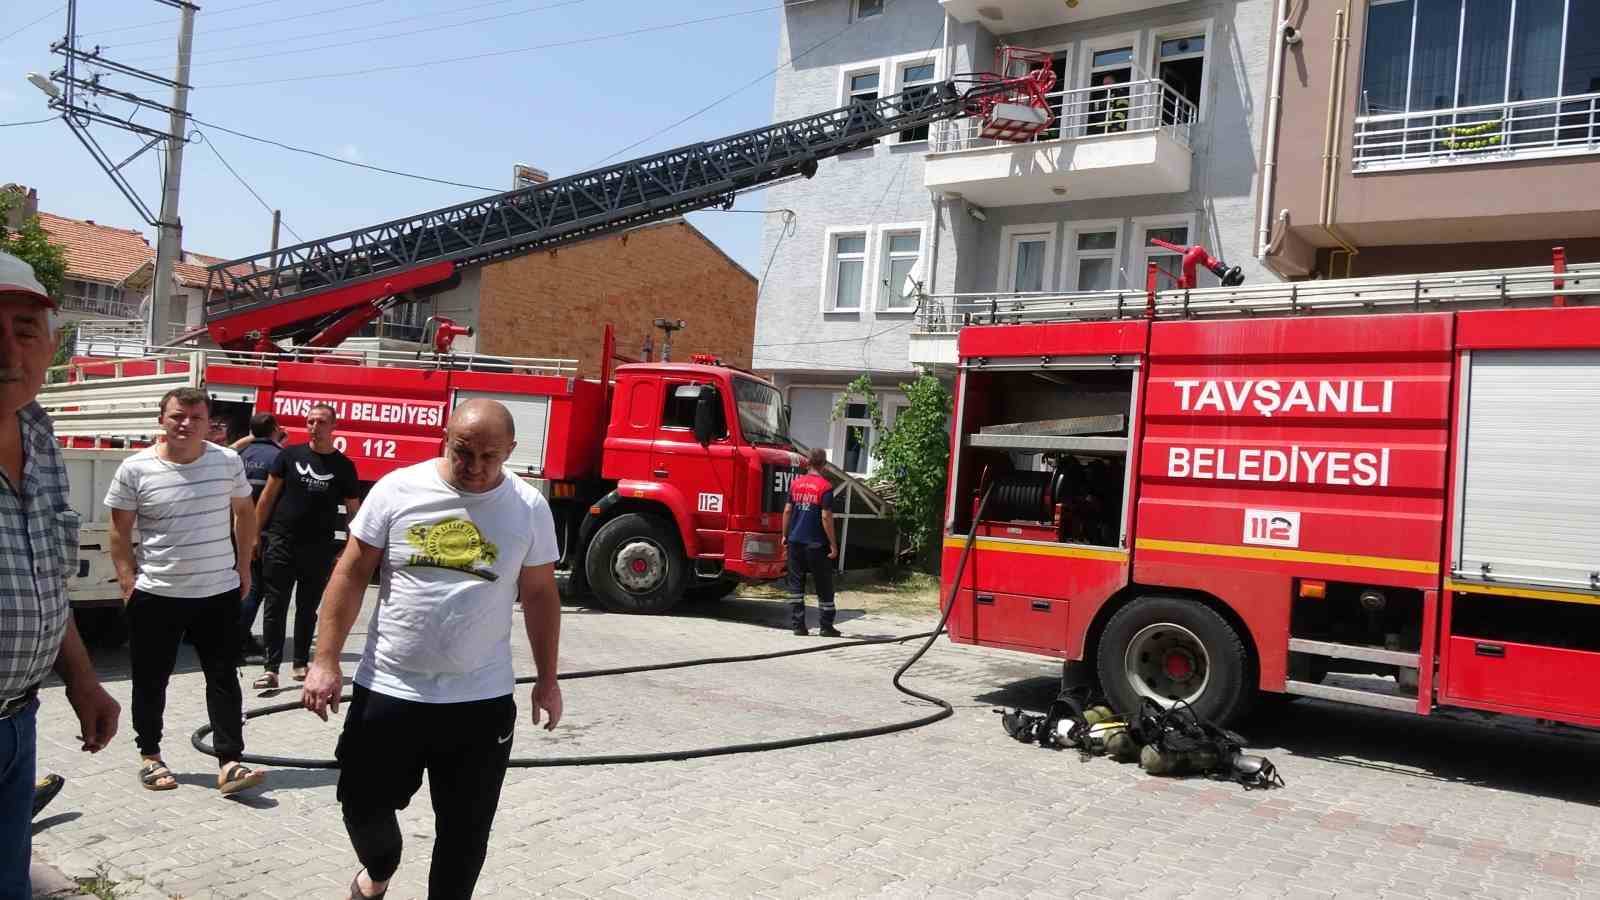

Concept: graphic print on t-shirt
[[403, 517, 500, 580]]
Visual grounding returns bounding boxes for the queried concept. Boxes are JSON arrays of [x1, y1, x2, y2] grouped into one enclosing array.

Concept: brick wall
[[477, 221, 757, 379]]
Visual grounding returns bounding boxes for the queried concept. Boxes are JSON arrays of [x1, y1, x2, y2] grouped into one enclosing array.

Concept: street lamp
[[26, 72, 60, 101]]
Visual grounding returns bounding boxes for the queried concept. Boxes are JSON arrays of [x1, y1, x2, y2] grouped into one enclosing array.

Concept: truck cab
[[579, 357, 793, 612]]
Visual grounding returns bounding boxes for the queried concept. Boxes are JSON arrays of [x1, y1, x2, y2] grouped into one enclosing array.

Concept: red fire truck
[[44, 55, 1060, 628], [939, 257, 1600, 729]]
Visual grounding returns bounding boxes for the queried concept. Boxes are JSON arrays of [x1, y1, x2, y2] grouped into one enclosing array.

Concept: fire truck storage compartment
[[1445, 348, 1600, 717], [957, 367, 1132, 549], [453, 389, 552, 475]]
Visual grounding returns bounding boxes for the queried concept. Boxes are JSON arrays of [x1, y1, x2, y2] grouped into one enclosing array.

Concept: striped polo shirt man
[[105, 443, 251, 597]]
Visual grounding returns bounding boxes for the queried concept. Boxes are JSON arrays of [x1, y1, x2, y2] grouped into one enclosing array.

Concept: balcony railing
[[1353, 92, 1600, 170], [58, 294, 139, 319], [930, 79, 1197, 154]]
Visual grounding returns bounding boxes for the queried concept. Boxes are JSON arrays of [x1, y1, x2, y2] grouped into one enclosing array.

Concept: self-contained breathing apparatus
[[998, 689, 1285, 790]]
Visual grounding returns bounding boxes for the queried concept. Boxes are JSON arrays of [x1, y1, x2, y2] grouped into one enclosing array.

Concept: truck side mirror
[[693, 387, 722, 445]]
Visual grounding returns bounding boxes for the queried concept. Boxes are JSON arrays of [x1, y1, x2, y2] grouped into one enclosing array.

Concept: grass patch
[[72, 866, 125, 900]]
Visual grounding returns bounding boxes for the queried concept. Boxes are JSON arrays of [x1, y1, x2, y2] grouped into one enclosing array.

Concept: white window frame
[[828, 389, 906, 477], [852, 0, 883, 22], [1064, 219, 1125, 292], [837, 59, 888, 108], [890, 52, 942, 144], [997, 222, 1059, 294], [819, 225, 872, 315], [1132, 213, 1199, 290], [1147, 18, 1214, 122], [874, 221, 926, 313], [1079, 30, 1144, 90]]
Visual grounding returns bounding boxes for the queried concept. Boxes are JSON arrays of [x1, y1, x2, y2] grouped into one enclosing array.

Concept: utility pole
[[652, 317, 685, 362], [150, 1, 195, 345]]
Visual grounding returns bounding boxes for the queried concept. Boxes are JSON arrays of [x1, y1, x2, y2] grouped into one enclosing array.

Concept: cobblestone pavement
[[29, 590, 1600, 899]]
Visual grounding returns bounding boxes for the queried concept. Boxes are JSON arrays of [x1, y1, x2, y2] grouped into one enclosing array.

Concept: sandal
[[139, 760, 178, 792], [291, 666, 308, 682], [350, 870, 388, 900], [218, 762, 266, 795], [253, 672, 278, 690]]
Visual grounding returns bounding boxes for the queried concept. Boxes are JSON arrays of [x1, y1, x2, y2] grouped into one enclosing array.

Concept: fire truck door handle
[[975, 594, 995, 605], [653, 468, 669, 477], [1474, 642, 1505, 658], [1030, 600, 1051, 612]]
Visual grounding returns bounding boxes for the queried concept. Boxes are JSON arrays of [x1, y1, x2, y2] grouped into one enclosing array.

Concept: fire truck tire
[[585, 513, 687, 614], [1096, 596, 1253, 726]]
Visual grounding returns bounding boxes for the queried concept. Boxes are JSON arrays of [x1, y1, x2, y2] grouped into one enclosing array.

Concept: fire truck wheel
[[585, 513, 687, 614], [1096, 596, 1253, 725]]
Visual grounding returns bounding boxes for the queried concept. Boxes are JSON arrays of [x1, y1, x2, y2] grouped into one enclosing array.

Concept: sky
[[0, 0, 782, 273]]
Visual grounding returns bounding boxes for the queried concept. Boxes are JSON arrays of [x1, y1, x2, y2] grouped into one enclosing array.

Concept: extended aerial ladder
[[200, 57, 1060, 353]]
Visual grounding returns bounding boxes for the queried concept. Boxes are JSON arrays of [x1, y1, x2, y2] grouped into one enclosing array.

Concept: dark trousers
[[336, 684, 516, 900], [238, 552, 264, 639], [127, 588, 245, 763], [786, 542, 836, 629], [261, 537, 338, 672]]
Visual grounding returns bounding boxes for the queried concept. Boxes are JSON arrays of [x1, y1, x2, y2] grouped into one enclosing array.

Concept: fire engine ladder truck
[[921, 255, 1598, 333], [197, 58, 1059, 354]]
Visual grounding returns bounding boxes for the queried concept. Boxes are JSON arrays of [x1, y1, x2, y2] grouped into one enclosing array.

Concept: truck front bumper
[[724, 531, 787, 581]]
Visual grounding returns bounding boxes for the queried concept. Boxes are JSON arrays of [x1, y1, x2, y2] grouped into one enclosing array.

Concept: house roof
[[36, 212, 154, 284]]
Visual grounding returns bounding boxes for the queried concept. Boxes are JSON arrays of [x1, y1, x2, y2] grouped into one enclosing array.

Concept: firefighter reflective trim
[[1135, 538, 1438, 575], [943, 536, 1128, 563], [1445, 580, 1600, 607]]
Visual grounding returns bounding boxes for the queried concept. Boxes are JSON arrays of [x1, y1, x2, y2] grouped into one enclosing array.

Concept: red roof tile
[[35, 213, 154, 284]]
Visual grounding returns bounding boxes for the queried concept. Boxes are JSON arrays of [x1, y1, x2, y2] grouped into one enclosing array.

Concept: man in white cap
[[0, 250, 120, 896]]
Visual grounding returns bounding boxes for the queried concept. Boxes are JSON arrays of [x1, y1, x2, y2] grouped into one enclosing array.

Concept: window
[[854, 0, 883, 20], [1155, 31, 1206, 123], [878, 227, 922, 311], [896, 61, 938, 142], [832, 399, 877, 475], [61, 279, 133, 317], [1356, 0, 1600, 163], [1134, 216, 1203, 290], [1087, 43, 1135, 135], [1067, 222, 1122, 292], [848, 70, 879, 105], [662, 383, 698, 429], [999, 224, 1057, 294], [823, 230, 868, 312]]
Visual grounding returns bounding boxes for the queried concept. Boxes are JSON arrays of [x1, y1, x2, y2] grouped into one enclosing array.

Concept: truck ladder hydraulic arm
[[200, 72, 1048, 352]]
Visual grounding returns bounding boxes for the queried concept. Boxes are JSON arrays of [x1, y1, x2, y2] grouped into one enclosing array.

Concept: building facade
[[753, 0, 1277, 476], [1260, 0, 1600, 278]]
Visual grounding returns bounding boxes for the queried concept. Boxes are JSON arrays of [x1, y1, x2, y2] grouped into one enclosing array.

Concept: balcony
[[57, 294, 139, 320], [939, 0, 1187, 34], [1353, 92, 1600, 172], [924, 80, 1195, 207]]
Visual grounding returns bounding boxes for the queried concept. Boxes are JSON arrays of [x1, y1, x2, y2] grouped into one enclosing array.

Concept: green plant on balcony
[[1440, 117, 1504, 151]]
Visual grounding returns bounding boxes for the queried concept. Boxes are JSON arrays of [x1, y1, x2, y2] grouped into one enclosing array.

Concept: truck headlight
[[742, 533, 781, 560]]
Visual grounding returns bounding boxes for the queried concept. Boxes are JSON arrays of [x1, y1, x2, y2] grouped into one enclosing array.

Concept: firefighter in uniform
[[781, 448, 840, 637]]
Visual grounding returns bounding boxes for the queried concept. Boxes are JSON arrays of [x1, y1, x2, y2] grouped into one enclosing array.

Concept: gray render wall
[[961, 0, 1274, 293], [752, 0, 951, 377]]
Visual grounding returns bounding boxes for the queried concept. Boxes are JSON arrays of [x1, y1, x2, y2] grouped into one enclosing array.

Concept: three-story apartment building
[[753, 0, 1277, 476], [1260, 0, 1600, 277]]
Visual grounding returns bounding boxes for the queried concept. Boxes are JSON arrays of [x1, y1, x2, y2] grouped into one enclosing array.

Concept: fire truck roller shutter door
[[452, 390, 552, 475]]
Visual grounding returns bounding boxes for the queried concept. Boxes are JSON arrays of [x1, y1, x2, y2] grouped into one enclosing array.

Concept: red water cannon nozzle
[[430, 316, 474, 354], [1146, 238, 1245, 289], [691, 353, 722, 366]]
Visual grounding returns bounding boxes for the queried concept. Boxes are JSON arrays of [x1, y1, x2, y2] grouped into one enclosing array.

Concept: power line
[[202, 5, 781, 90], [187, 115, 498, 191], [193, 130, 307, 244], [82, 0, 303, 37], [122, 0, 532, 66], [105, 0, 389, 49], [0, 4, 63, 44], [593, 0, 872, 165], [0, 117, 58, 128], [148, 0, 589, 71]]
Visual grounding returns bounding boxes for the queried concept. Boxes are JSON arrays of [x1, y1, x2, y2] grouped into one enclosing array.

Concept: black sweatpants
[[786, 542, 836, 630], [127, 588, 245, 763], [336, 684, 516, 900], [260, 536, 338, 672]]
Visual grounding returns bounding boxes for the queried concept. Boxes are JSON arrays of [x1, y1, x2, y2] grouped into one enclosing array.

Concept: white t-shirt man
[[348, 459, 559, 704], [103, 442, 253, 598]]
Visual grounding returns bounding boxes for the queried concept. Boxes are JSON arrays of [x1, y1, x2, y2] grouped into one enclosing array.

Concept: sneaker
[[792, 625, 809, 636], [32, 774, 64, 818], [819, 626, 843, 638]]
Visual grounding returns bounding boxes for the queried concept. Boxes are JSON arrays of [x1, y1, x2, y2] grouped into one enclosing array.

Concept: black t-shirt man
[[264, 444, 360, 545]]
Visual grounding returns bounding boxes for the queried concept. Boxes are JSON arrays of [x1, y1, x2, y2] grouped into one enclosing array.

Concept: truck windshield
[[734, 377, 788, 446]]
